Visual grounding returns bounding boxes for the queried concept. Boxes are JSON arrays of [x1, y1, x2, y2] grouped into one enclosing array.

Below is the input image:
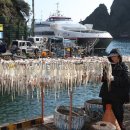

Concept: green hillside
[[0, 0, 30, 46]]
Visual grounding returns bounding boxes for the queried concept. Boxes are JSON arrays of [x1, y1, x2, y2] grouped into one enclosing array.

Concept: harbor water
[[106, 38, 130, 55], [0, 85, 100, 125], [0, 39, 130, 125]]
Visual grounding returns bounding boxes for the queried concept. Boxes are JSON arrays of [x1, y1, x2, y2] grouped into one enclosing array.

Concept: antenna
[[56, 2, 60, 16], [41, 10, 43, 21]]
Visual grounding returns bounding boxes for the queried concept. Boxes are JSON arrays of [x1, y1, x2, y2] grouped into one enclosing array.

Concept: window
[[27, 42, 31, 46], [22, 42, 25, 46], [36, 38, 39, 41], [28, 38, 34, 42], [0, 32, 3, 39]]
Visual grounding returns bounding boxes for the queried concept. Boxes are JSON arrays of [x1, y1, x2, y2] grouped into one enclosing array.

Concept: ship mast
[[56, 2, 61, 16]]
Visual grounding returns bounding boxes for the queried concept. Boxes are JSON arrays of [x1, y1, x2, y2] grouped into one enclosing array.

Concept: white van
[[11, 40, 39, 54]]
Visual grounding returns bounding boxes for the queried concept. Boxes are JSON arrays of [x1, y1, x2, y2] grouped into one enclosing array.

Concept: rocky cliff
[[82, 0, 130, 38]]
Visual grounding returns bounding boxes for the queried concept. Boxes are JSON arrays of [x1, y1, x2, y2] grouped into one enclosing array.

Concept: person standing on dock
[[99, 48, 130, 130]]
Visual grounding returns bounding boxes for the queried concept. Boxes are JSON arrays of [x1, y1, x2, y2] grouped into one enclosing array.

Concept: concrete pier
[[15, 103, 130, 130]]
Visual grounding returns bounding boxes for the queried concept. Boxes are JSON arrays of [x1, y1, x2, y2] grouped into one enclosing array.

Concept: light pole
[[32, 0, 35, 36], [24, 19, 29, 40]]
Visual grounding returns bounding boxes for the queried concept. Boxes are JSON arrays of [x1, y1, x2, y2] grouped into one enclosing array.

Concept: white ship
[[34, 3, 112, 54]]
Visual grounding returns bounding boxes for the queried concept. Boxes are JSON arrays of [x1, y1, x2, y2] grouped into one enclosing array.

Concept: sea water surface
[[0, 39, 130, 125], [106, 38, 130, 55], [0, 85, 100, 125]]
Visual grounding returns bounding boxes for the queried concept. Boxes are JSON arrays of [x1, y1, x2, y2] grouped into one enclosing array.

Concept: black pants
[[102, 100, 124, 124]]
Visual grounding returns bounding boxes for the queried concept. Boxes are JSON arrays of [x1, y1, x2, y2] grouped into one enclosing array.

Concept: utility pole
[[32, 0, 35, 36]]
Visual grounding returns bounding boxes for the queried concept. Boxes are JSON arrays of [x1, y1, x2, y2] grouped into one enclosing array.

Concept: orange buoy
[[102, 104, 121, 130], [41, 51, 47, 57]]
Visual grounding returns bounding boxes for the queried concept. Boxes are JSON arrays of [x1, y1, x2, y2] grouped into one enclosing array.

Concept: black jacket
[[99, 49, 130, 103]]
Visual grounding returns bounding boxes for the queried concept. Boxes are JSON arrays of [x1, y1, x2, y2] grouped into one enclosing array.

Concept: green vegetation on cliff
[[0, 0, 30, 45]]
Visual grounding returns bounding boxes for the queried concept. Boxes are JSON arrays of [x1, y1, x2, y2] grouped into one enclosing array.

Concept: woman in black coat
[[99, 48, 130, 130]]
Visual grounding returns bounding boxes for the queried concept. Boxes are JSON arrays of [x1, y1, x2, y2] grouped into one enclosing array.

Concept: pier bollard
[[91, 121, 116, 130]]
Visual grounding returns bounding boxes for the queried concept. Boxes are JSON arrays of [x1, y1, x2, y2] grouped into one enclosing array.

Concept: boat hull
[[53, 28, 112, 50], [94, 38, 113, 49]]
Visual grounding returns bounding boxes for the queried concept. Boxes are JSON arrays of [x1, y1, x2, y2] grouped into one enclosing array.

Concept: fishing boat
[[34, 3, 112, 55]]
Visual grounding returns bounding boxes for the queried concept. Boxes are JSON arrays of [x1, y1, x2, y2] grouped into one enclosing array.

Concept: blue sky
[[26, 0, 114, 22]]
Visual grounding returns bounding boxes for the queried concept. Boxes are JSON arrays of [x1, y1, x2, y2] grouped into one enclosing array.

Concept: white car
[[11, 40, 39, 54]]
